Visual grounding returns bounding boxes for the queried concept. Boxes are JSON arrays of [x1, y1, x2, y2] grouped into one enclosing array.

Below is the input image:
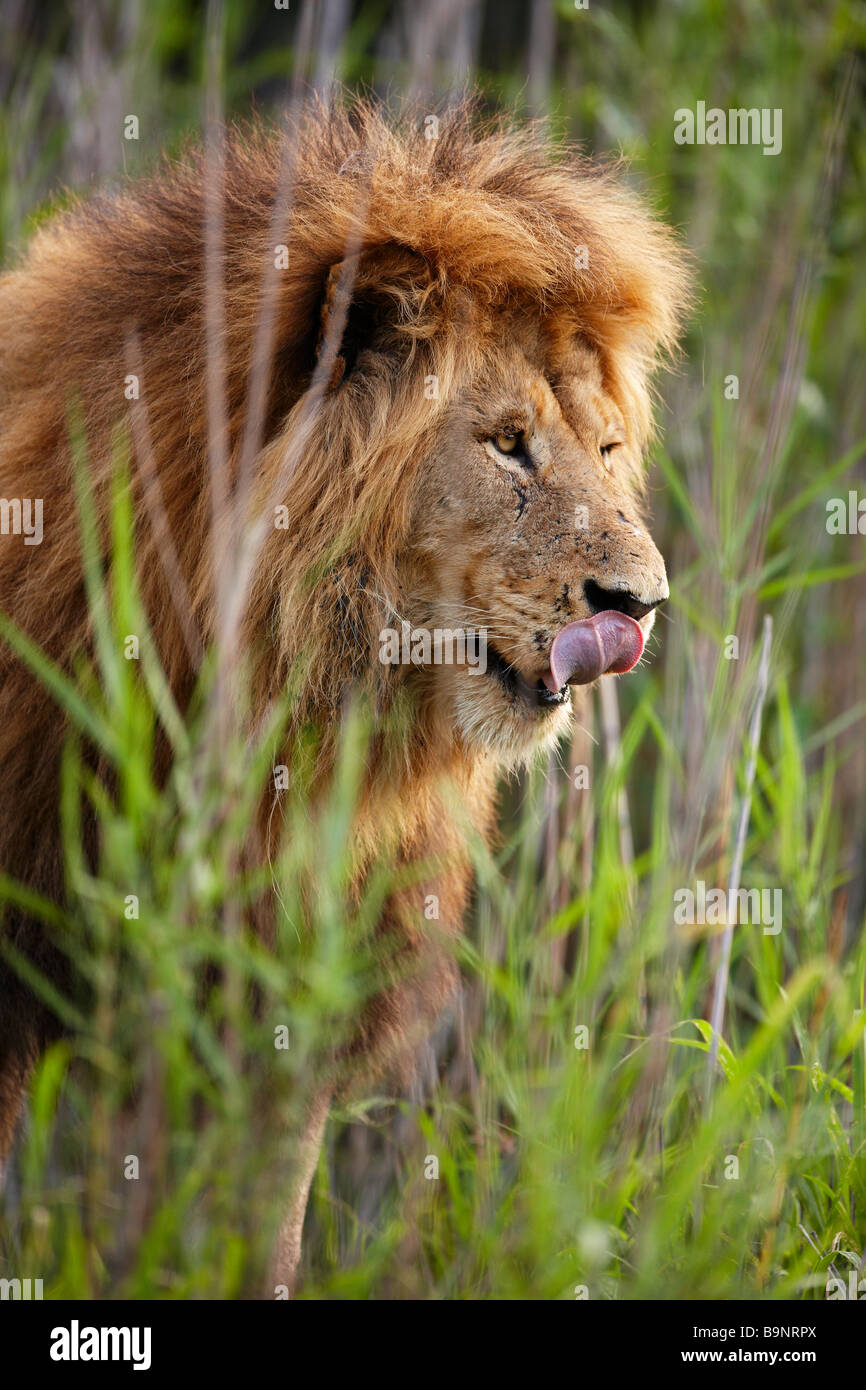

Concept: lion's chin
[[453, 675, 572, 768]]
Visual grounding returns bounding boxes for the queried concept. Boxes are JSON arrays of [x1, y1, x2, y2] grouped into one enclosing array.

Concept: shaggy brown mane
[[0, 96, 688, 707]]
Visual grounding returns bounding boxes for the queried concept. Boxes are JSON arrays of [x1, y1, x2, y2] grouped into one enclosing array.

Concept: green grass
[[1, 0, 864, 1300]]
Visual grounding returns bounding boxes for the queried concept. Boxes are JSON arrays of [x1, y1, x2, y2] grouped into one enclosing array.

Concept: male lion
[[0, 100, 689, 1289]]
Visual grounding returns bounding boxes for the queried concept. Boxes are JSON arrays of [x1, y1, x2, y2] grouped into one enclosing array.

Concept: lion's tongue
[[543, 611, 644, 692]]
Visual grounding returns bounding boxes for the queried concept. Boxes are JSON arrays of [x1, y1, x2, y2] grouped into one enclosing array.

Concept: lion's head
[[248, 102, 691, 771]]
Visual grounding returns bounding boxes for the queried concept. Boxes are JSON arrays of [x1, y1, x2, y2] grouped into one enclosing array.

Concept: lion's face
[[406, 319, 668, 765]]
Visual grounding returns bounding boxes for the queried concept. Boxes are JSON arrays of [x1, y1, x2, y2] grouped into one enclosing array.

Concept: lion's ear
[[316, 255, 393, 391], [315, 249, 430, 390]]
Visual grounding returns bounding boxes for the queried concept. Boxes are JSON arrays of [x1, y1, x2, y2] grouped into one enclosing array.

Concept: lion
[[0, 98, 690, 1290]]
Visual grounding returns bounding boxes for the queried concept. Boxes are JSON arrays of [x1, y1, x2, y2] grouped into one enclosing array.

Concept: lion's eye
[[493, 431, 523, 456]]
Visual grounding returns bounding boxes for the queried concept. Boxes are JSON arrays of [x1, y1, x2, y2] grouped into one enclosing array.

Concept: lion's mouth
[[486, 610, 645, 714], [485, 643, 570, 711]]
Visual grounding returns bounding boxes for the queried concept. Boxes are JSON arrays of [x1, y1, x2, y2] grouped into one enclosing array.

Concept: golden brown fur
[[0, 99, 690, 1269]]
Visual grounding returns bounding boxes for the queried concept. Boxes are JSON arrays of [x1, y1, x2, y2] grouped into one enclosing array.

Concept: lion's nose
[[584, 576, 668, 623]]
